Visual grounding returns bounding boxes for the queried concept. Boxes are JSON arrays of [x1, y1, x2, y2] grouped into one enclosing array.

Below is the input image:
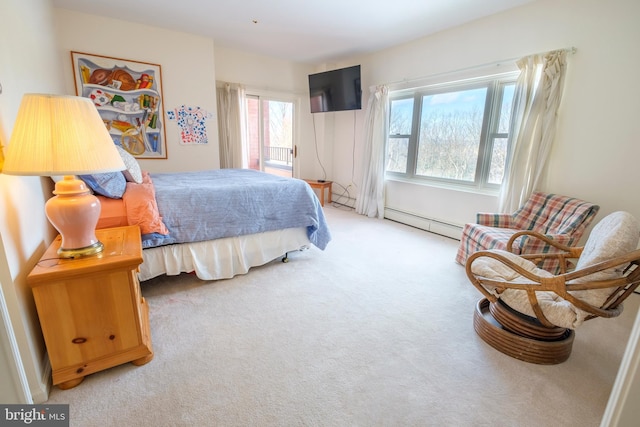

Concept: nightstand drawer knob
[[72, 337, 87, 344]]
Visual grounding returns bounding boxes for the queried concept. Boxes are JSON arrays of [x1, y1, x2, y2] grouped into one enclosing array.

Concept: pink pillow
[[123, 172, 169, 235]]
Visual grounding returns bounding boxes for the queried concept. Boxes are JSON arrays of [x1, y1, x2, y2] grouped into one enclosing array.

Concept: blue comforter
[[144, 169, 331, 250]]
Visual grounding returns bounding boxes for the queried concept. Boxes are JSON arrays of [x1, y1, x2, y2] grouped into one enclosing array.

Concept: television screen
[[309, 65, 362, 113]]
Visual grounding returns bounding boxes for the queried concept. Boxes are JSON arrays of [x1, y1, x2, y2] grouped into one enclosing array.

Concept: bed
[[91, 165, 331, 281]]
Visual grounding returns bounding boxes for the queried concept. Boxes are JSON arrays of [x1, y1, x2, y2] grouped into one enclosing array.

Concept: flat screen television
[[308, 65, 362, 113]]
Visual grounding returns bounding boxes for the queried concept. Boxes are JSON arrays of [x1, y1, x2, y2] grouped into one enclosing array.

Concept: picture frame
[[71, 51, 167, 159]]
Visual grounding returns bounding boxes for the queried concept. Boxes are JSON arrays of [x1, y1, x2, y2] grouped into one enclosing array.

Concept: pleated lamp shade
[[3, 94, 124, 175], [3, 93, 126, 258]]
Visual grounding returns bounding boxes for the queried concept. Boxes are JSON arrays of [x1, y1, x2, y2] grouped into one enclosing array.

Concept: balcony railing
[[265, 146, 292, 165]]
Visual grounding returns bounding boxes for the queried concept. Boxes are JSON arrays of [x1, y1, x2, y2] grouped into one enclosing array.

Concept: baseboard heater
[[383, 207, 463, 240]]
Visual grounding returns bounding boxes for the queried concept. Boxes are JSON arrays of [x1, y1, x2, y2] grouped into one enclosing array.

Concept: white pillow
[[115, 145, 143, 184]]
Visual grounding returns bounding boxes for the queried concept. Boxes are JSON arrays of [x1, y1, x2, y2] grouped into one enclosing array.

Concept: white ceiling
[[52, 0, 535, 64]]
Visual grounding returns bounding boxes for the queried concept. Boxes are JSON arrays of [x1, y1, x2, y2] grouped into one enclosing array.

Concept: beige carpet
[[46, 205, 639, 426]]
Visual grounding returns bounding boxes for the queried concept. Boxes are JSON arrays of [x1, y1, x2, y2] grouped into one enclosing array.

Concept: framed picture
[[71, 51, 167, 159]]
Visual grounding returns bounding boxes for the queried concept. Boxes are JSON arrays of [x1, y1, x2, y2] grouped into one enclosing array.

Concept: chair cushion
[[470, 250, 582, 329], [457, 192, 598, 274], [570, 211, 640, 308], [574, 211, 640, 274], [470, 249, 551, 282]]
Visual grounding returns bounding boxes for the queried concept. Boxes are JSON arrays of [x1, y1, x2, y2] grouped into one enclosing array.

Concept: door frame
[[244, 88, 300, 179]]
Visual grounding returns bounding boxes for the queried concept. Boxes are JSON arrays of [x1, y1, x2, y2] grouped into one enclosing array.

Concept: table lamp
[[2, 93, 126, 258]]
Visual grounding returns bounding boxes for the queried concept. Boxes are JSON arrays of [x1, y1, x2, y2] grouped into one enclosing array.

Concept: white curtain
[[216, 82, 248, 169], [498, 49, 569, 212], [355, 85, 388, 218]]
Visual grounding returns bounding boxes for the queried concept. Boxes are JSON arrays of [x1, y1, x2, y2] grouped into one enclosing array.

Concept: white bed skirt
[[138, 227, 310, 281]]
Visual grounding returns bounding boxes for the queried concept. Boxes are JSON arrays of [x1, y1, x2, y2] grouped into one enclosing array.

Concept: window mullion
[[476, 82, 497, 186], [406, 93, 422, 177]]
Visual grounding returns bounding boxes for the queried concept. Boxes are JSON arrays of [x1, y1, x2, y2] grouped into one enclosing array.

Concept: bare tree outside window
[[247, 95, 295, 177], [385, 76, 516, 190], [266, 100, 293, 148], [417, 88, 487, 181], [387, 97, 413, 173]]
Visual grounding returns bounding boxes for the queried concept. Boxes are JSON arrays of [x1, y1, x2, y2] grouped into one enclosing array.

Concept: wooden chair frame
[[466, 230, 640, 363]]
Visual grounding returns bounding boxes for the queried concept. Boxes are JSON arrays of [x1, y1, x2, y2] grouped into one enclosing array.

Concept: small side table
[[27, 225, 153, 389], [304, 179, 332, 206]]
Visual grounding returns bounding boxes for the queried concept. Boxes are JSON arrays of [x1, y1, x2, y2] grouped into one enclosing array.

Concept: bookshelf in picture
[[71, 51, 167, 159]]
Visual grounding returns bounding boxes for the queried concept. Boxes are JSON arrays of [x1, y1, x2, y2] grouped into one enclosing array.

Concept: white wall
[[0, 238, 30, 403], [328, 0, 640, 232], [0, 0, 64, 403], [601, 307, 640, 426], [53, 9, 220, 173], [213, 46, 321, 179]]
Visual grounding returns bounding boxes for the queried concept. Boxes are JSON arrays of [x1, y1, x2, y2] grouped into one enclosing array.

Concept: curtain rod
[[383, 46, 577, 88], [217, 80, 308, 97]]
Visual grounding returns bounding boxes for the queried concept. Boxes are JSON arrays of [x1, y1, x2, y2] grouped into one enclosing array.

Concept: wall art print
[[167, 105, 213, 145], [71, 51, 167, 159]]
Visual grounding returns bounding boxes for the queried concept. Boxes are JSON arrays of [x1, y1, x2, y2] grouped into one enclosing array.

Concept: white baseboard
[[384, 208, 463, 240], [31, 354, 51, 403]]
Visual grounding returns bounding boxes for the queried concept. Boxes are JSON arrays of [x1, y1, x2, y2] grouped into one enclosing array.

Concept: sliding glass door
[[246, 95, 295, 178]]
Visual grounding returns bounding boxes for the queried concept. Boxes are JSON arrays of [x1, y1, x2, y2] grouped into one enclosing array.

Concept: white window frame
[[385, 72, 518, 193]]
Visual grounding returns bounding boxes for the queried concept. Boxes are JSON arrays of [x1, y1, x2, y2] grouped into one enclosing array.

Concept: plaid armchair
[[455, 192, 599, 273]]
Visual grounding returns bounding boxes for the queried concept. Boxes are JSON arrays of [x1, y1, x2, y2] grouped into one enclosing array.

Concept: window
[[386, 74, 516, 190]]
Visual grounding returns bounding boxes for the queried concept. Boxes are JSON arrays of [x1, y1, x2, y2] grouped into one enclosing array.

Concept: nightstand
[[304, 179, 332, 206], [27, 225, 153, 390]]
